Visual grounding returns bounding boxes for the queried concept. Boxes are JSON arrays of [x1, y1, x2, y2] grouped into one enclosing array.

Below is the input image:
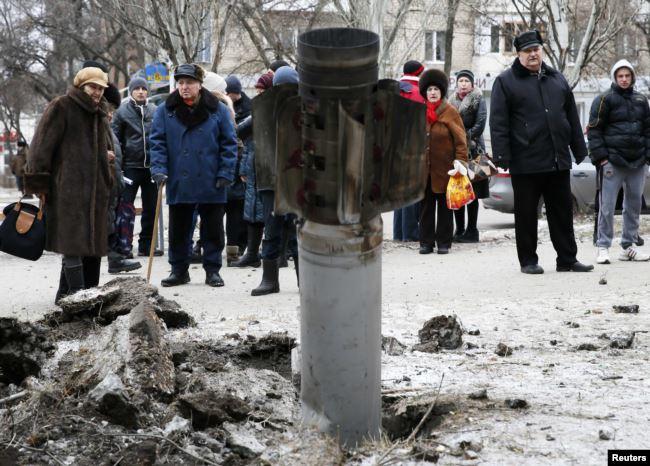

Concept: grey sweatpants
[[596, 162, 648, 249]]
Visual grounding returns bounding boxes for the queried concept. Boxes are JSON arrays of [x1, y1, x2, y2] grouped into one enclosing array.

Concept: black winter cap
[[455, 69, 474, 85], [514, 30, 543, 52], [403, 60, 424, 76], [270, 59, 290, 72], [419, 69, 449, 100], [104, 83, 121, 109], [82, 60, 108, 73]]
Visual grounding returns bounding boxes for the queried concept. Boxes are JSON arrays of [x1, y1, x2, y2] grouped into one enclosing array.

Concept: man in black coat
[[489, 30, 593, 274], [112, 77, 159, 257], [588, 59, 650, 264]]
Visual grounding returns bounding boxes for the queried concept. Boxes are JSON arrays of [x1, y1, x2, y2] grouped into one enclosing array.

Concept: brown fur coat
[[425, 101, 468, 193], [24, 86, 114, 257]]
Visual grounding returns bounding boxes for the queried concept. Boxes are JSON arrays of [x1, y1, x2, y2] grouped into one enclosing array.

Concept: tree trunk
[[443, 0, 460, 77]]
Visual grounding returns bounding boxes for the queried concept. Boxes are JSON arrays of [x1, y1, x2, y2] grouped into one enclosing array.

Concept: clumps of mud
[[0, 278, 301, 465], [40, 277, 195, 340], [413, 315, 463, 353]]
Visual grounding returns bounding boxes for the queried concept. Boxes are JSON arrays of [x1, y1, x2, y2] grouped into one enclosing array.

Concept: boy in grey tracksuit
[[588, 59, 650, 263]]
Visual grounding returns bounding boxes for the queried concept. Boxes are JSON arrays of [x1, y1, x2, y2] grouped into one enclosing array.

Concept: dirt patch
[[39, 277, 195, 339], [412, 315, 463, 353], [0, 318, 54, 385]]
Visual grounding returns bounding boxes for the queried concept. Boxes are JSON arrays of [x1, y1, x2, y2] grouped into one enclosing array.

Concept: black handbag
[[0, 196, 46, 261]]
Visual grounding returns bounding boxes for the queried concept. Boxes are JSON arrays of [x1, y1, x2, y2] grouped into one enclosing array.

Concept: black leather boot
[[63, 264, 85, 296], [54, 265, 68, 305], [161, 270, 191, 287], [232, 224, 263, 268], [251, 259, 280, 296], [108, 256, 142, 274]]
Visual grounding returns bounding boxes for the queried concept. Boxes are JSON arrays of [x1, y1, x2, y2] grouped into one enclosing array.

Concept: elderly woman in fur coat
[[24, 66, 115, 303], [449, 69, 488, 243], [418, 69, 468, 255]]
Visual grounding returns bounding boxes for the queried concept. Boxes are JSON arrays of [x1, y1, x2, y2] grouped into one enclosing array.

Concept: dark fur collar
[[511, 57, 557, 78], [67, 86, 106, 115], [166, 88, 221, 128]]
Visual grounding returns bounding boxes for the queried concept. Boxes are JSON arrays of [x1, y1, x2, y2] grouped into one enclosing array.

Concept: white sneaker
[[618, 246, 650, 262], [596, 247, 610, 264]]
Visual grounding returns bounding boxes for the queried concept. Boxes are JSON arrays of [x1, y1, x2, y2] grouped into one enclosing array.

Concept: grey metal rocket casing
[[252, 28, 428, 224], [250, 27, 428, 447]]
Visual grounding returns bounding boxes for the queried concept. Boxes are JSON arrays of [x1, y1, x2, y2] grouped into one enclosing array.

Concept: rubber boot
[[232, 224, 263, 268], [63, 264, 85, 297], [251, 259, 280, 296], [226, 245, 240, 267]]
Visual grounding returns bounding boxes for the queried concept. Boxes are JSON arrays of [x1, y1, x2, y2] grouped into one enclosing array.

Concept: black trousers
[[121, 167, 157, 253], [225, 198, 247, 249], [511, 170, 577, 267], [419, 177, 453, 249], [169, 203, 225, 274]]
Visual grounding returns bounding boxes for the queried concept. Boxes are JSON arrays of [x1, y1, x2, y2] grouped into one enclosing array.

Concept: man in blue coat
[[149, 64, 237, 287]]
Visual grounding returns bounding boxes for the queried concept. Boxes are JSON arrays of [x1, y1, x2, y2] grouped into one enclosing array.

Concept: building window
[[490, 25, 500, 53], [425, 30, 446, 62]]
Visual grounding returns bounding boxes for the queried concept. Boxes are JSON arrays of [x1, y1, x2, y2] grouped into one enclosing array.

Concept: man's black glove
[[151, 173, 168, 185], [216, 178, 230, 189]]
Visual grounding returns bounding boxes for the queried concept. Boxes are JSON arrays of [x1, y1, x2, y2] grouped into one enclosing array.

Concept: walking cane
[[147, 181, 165, 283]]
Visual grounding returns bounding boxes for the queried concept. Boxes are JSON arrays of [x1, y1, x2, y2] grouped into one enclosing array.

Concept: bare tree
[[443, 0, 461, 76], [509, 0, 641, 87]]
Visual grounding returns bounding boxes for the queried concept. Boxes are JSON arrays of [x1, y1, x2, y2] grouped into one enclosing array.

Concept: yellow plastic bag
[[446, 174, 476, 210]]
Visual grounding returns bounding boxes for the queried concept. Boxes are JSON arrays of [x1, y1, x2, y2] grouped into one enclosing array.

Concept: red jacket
[[399, 76, 425, 104]]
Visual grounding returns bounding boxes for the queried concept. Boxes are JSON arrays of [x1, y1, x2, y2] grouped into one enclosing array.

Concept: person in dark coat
[[393, 60, 425, 243], [9, 139, 28, 195], [418, 69, 468, 255], [231, 73, 273, 269], [250, 66, 299, 296], [489, 30, 592, 274], [226, 75, 252, 125], [588, 59, 650, 264], [25, 66, 115, 302], [149, 64, 238, 287], [449, 69, 488, 243], [104, 84, 142, 275], [112, 77, 159, 257]]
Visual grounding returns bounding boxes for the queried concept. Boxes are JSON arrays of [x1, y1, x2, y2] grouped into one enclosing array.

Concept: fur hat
[[203, 72, 228, 94], [128, 77, 149, 94], [403, 60, 424, 76], [419, 69, 449, 99], [104, 83, 122, 108], [174, 63, 205, 83], [225, 75, 242, 95], [255, 73, 274, 90], [73, 67, 109, 89]]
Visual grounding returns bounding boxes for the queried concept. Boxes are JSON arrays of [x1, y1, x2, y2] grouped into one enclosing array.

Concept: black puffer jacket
[[112, 99, 156, 168], [587, 84, 650, 168], [489, 58, 587, 175]]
